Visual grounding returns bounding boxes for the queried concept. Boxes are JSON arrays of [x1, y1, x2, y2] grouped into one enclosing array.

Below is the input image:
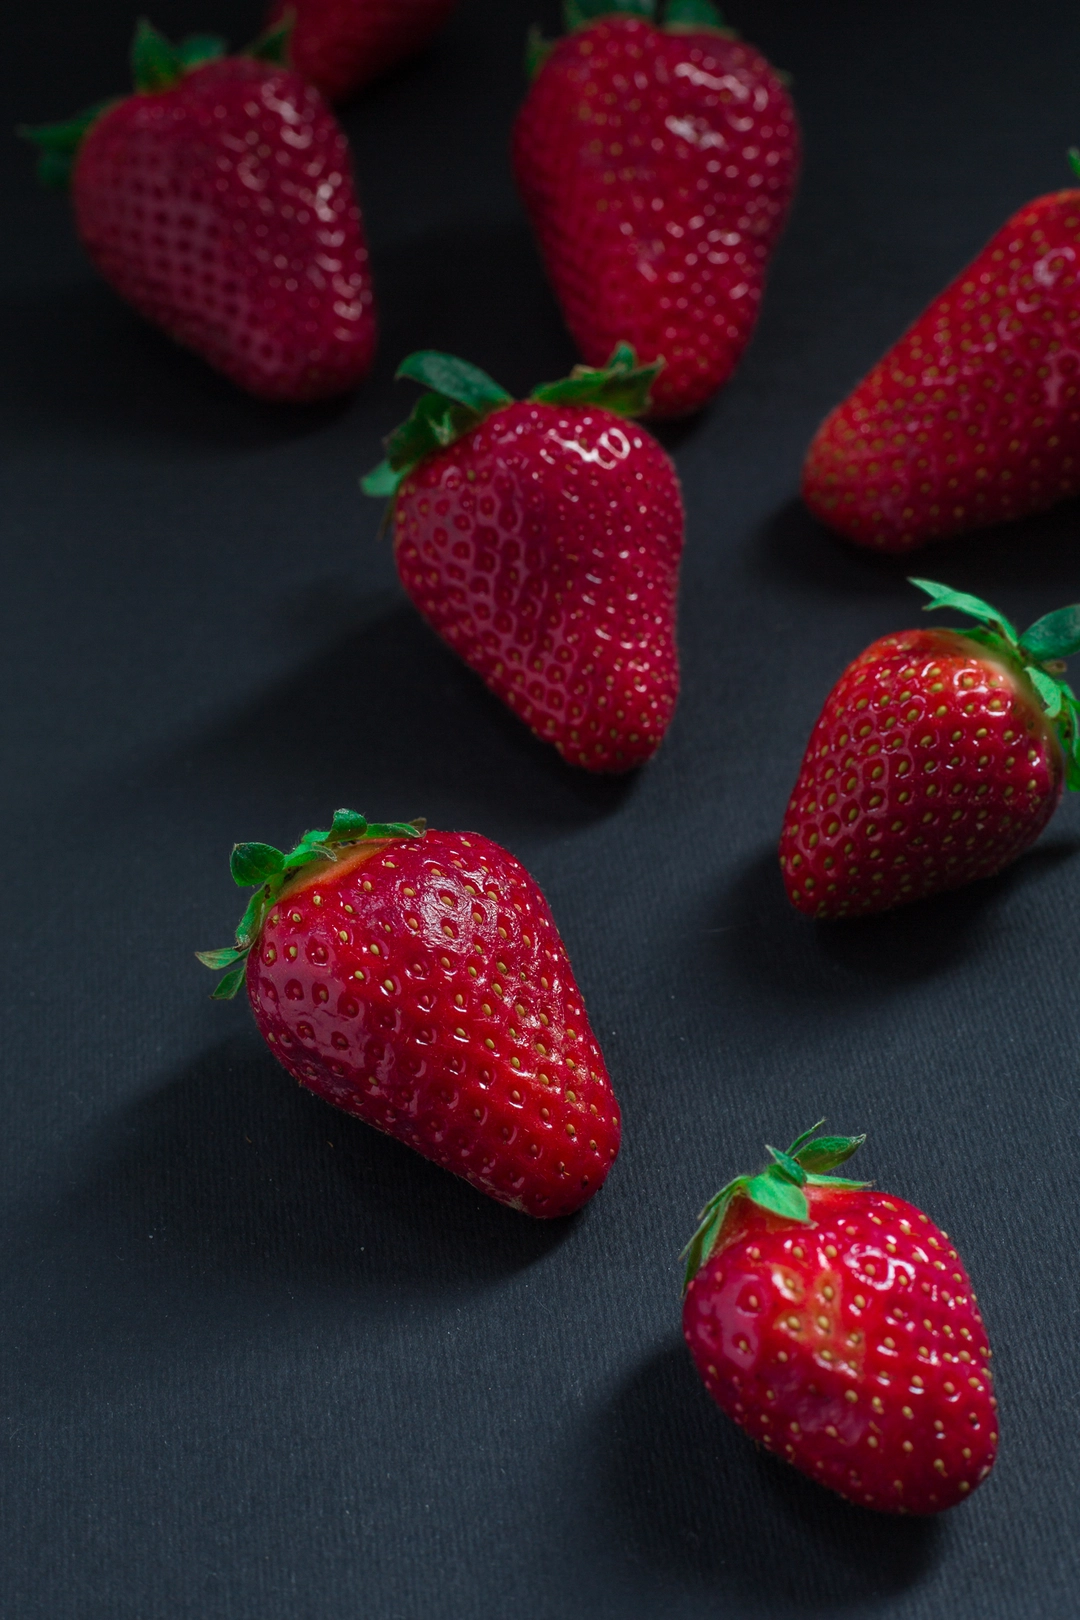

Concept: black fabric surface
[[3, 2, 1080, 1616]]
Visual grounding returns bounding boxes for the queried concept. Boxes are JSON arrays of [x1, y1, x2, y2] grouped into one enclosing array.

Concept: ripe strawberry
[[682, 1124, 999, 1514], [803, 172, 1080, 551], [264, 0, 458, 103], [780, 578, 1080, 917], [362, 346, 684, 771], [512, 0, 799, 418], [198, 810, 621, 1216], [20, 22, 376, 402]]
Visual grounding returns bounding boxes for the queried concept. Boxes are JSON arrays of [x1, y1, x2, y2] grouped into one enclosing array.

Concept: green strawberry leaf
[[18, 99, 118, 190], [525, 24, 554, 77], [394, 393, 480, 465], [746, 1169, 810, 1222], [1069, 148, 1080, 183], [793, 1132, 866, 1173], [1021, 604, 1080, 661], [664, 0, 726, 26], [235, 888, 272, 948], [176, 33, 228, 69], [131, 19, 184, 93], [360, 460, 400, 498], [230, 841, 286, 887], [785, 1119, 826, 1157], [329, 808, 369, 842], [194, 945, 246, 970], [530, 343, 662, 416], [281, 840, 336, 871], [909, 577, 1019, 645], [1026, 665, 1064, 718], [395, 352, 512, 413], [803, 1173, 871, 1189], [210, 961, 248, 1001], [248, 17, 293, 65], [565, 0, 655, 30], [765, 1145, 807, 1185], [679, 1177, 745, 1291]]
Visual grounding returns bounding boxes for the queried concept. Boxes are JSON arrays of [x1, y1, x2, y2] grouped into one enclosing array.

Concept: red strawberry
[[362, 346, 684, 771], [21, 22, 376, 402], [512, 0, 799, 418], [198, 811, 621, 1216], [682, 1124, 999, 1514], [265, 0, 458, 103], [803, 175, 1080, 551], [780, 578, 1080, 918]]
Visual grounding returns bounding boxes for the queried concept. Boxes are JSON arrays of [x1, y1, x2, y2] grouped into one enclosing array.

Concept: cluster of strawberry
[[27, 0, 1080, 1528]]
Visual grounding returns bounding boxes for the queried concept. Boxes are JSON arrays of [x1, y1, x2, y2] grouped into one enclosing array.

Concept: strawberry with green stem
[[20, 20, 376, 402], [682, 1124, 998, 1514], [199, 810, 621, 1216], [780, 578, 1080, 917], [362, 345, 684, 772]]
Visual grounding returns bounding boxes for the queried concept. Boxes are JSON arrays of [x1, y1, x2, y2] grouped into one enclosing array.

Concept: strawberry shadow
[[0, 281, 356, 451], [5, 1031, 576, 1376], [593, 1340, 942, 1608], [754, 496, 1080, 614], [158, 588, 637, 843], [717, 838, 1080, 999]]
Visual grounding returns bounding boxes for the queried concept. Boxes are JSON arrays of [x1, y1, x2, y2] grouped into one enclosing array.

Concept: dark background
[[3, 2, 1080, 1616]]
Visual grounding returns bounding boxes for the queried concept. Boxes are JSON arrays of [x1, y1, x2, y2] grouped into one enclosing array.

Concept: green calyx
[[911, 577, 1080, 791], [18, 16, 292, 193], [196, 809, 425, 1001], [680, 1122, 868, 1292], [528, 0, 729, 75], [565, 0, 725, 32], [361, 342, 663, 501]]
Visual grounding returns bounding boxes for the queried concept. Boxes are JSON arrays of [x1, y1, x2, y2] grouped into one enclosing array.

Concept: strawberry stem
[[197, 810, 425, 1000], [361, 345, 662, 501], [680, 1123, 869, 1291], [911, 577, 1080, 791], [19, 20, 231, 193]]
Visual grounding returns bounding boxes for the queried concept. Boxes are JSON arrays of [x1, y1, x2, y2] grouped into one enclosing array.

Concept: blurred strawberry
[[264, 0, 458, 102], [20, 21, 376, 401], [513, 0, 799, 417]]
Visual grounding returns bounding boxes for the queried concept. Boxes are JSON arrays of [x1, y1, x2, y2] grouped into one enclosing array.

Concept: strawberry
[[511, 0, 799, 419], [803, 171, 1080, 551], [20, 21, 376, 403], [780, 578, 1080, 918], [362, 346, 684, 771], [682, 1124, 998, 1514], [264, 0, 458, 103], [198, 810, 621, 1216]]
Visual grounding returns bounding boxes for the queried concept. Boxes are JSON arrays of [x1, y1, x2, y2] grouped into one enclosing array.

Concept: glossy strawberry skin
[[73, 57, 376, 402], [392, 399, 684, 771], [780, 628, 1063, 917], [804, 191, 1080, 551], [245, 830, 621, 1216], [512, 16, 799, 419], [266, 0, 457, 102], [683, 1184, 998, 1514]]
